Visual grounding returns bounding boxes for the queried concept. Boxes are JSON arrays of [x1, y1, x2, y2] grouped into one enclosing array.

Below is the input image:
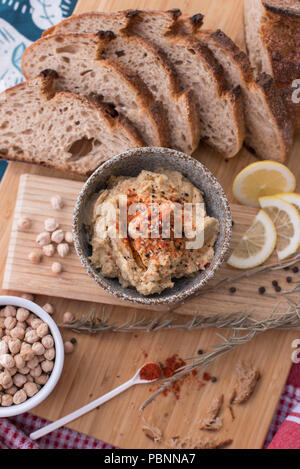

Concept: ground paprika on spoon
[[139, 362, 162, 381]]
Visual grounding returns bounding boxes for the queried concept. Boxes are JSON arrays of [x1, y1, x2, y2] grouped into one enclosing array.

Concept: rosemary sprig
[[139, 329, 257, 411]]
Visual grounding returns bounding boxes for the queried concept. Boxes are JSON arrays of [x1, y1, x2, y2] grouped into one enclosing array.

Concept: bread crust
[[263, 0, 300, 18]]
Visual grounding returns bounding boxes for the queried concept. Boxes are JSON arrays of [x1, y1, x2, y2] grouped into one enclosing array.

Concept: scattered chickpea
[[42, 303, 54, 315], [13, 389, 27, 405], [4, 317, 16, 331], [63, 312, 74, 324], [64, 341, 74, 355], [13, 373, 27, 388], [51, 229, 64, 244], [51, 262, 63, 275], [28, 251, 42, 264], [36, 231, 51, 247], [0, 354, 15, 369], [3, 306, 16, 318], [41, 335, 54, 349], [44, 218, 59, 232], [24, 382, 39, 398], [24, 330, 39, 344], [64, 231, 73, 244], [1, 394, 13, 407], [8, 339, 21, 355], [17, 216, 31, 231], [41, 360, 54, 373], [16, 308, 30, 322], [44, 348, 55, 361], [20, 293, 35, 302], [57, 242, 69, 258], [50, 195, 64, 210], [43, 243, 56, 257], [32, 342, 45, 356]]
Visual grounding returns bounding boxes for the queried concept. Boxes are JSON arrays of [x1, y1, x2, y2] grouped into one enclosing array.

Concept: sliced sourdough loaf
[[96, 31, 200, 154], [244, 0, 300, 131], [197, 30, 293, 162], [42, 10, 138, 37], [129, 12, 245, 158], [22, 34, 170, 148], [0, 70, 143, 175]]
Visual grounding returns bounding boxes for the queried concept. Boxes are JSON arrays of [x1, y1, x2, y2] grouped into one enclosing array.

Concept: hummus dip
[[89, 169, 219, 296]]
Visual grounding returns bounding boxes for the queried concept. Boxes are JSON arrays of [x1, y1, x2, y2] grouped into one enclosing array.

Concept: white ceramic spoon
[[30, 363, 159, 440]]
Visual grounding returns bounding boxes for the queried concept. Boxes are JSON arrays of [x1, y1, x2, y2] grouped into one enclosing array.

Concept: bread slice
[[96, 31, 200, 154], [244, 0, 300, 131], [0, 70, 144, 175], [197, 30, 293, 162], [22, 34, 170, 148], [130, 12, 245, 158], [42, 10, 138, 37]]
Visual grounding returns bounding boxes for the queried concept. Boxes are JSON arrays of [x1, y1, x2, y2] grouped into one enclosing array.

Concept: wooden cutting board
[[0, 0, 299, 449], [3, 173, 299, 321]]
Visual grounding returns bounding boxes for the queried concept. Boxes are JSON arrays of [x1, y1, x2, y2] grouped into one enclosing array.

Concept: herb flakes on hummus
[[89, 169, 219, 295]]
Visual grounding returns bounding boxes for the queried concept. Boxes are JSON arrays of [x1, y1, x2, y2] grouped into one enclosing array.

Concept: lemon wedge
[[277, 192, 300, 213], [227, 210, 277, 269], [259, 196, 300, 260], [233, 161, 296, 207]]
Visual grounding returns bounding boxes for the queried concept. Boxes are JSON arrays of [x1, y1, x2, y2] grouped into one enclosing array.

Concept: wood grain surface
[[0, 0, 299, 449]]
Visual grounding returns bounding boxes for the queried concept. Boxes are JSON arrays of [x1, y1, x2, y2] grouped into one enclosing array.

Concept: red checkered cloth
[[0, 363, 299, 449]]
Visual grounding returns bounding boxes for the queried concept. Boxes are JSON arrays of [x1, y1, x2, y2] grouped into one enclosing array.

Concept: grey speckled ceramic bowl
[[73, 148, 232, 306]]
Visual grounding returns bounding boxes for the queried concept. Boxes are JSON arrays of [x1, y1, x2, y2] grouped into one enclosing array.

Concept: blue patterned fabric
[[0, 0, 77, 179]]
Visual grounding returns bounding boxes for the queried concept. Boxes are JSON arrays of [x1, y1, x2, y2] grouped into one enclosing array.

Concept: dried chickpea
[[0, 318, 5, 328], [63, 312, 74, 324], [36, 323, 48, 338], [9, 367, 17, 377], [4, 317, 16, 330], [20, 344, 35, 361], [24, 330, 39, 344], [44, 218, 59, 232], [6, 385, 17, 396], [14, 354, 25, 369], [41, 360, 54, 373], [13, 389, 27, 405], [16, 308, 30, 322], [36, 231, 51, 247], [64, 341, 74, 355], [1, 335, 10, 344], [28, 251, 42, 264], [24, 382, 39, 398], [42, 303, 54, 315], [0, 354, 15, 369], [26, 313, 36, 326], [57, 242, 69, 258], [44, 347, 55, 361], [50, 195, 64, 210], [32, 342, 45, 356], [41, 335, 54, 349], [16, 321, 26, 330], [20, 293, 35, 302], [13, 373, 27, 388], [64, 231, 73, 244], [3, 306, 16, 318], [51, 262, 63, 275], [31, 318, 43, 329], [27, 356, 39, 370], [10, 327, 25, 340], [18, 366, 30, 375], [8, 339, 21, 355], [51, 229, 64, 244], [0, 370, 12, 388], [0, 329, 3, 339], [30, 365, 42, 378], [27, 375, 34, 383], [17, 217, 31, 231], [43, 244, 56, 257], [1, 394, 13, 406], [35, 374, 49, 385], [0, 341, 8, 355]]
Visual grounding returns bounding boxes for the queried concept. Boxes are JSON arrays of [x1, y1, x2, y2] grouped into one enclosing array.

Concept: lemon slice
[[227, 210, 276, 269], [233, 161, 296, 207], [259, 196, 300, 260], [277, 192, 300, 213]]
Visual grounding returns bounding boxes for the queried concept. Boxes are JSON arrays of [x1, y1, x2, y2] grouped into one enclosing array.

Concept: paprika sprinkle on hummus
[[139, 362, 162, 381]]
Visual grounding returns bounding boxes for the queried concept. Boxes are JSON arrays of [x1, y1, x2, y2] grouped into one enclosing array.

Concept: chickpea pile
[[0, 305, 55, 407]]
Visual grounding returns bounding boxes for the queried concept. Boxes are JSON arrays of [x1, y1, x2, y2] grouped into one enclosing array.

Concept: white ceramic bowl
[[0, 296, 64, 417]]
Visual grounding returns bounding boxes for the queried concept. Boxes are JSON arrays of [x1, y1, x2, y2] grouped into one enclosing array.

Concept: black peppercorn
[[70, 338, 77, 345], [211, 376, 217, 383], [197, 349, 204, 355], [286, 277, 292, 283], [231, 220, 235, 227], [284, 267, 289, 271], [275, 286, 281, 292], [258, 286, 266, 294], [292, 266, 299, 273], [229, 287, 236, 293], [272, 280, 278, 287]]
